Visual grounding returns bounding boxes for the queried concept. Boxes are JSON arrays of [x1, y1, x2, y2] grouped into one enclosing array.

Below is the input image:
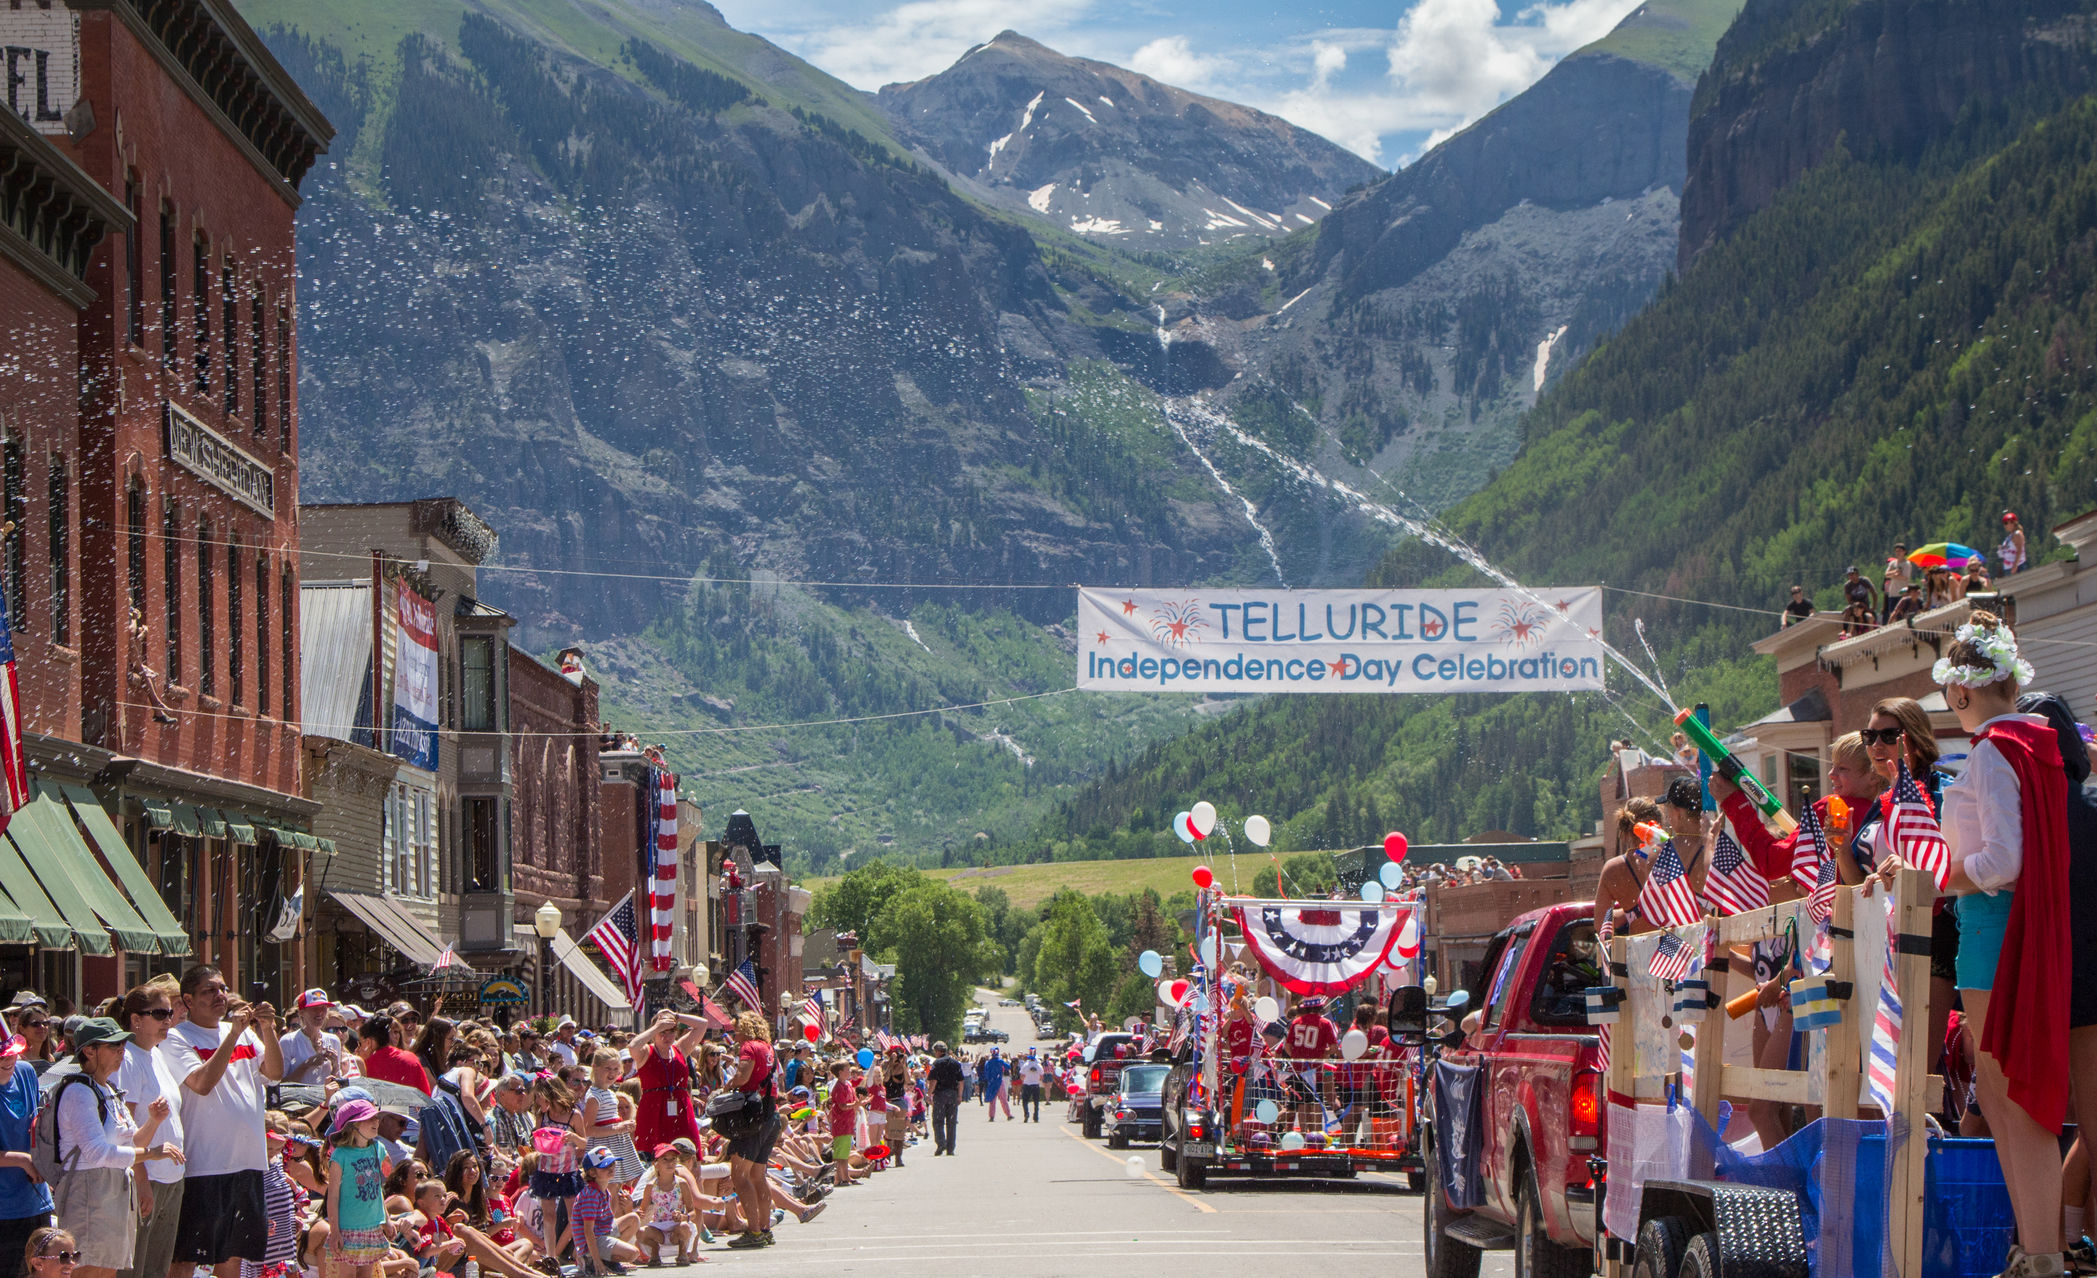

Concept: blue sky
[[707, 0, 1646, 166]]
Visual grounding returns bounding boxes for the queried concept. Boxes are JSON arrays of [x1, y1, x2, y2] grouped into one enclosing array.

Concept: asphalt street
[[700, 989, 1519, 1276]]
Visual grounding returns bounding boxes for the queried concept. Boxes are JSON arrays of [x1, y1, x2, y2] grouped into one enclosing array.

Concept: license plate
[[1182, 1142, 1213, 1158]]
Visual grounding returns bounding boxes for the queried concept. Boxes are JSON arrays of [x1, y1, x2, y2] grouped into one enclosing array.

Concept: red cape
[[1973, 718, 2072, 1133]]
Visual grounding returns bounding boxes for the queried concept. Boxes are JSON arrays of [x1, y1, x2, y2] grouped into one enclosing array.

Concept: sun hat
[[70, 1017, 132, 1052], [670, 1138, 697, 1155], [295, 989, 333, 1011], [332, 1098, 380, 1133]]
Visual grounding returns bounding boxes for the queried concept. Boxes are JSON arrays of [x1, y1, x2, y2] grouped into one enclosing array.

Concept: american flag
[[1064, 998, 1081, 1011], [646, 768, 678, 972], [836, 1011, 854, 1037], [699, 995, 733, 1029], [1808, 839, 1840, 925], [800, 990, 823, 1026], [582, 892, 645, 1005], [1791, 804, 1830, 895], [1649, 929, 1696, 982], [723, 959, 762, 1012], [1888, 760, 1950, 889], [1704, 826, 1769, 916], [0, 605, 24, 834], [431, 943, 471, 973], [1636, 839, 1703, 927]]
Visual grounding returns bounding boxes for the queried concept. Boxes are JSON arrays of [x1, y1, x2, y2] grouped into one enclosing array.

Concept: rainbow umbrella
[[1908, 542, 1981, 569]]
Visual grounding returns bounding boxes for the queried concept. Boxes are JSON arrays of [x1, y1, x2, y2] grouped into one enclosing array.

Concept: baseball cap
[[583, 1146, 618, 1170], [70, 1017, 131, 1052], [652, 1143, 677, 1159], [670, 1138, 697, 1155], [295, 989, 333, 1011]]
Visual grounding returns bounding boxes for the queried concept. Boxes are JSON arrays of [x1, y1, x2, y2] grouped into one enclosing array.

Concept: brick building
[[0, 0, 330, 1007]]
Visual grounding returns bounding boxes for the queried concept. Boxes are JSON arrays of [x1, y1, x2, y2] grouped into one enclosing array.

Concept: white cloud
[[1310, 41, 1348, 90], [1127, 35, 1233, 95], [761, 0, 1102, 90]]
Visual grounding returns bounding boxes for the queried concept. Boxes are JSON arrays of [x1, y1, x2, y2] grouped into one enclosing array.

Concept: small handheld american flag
[[1791, 804, 1830, 896], [723, 959, 762, 1011], [1704, 826, 1769, 916], [1888, 761, 1950, 889], [1649, 929, 1696, 982], [1636, 839, 1703, 927]]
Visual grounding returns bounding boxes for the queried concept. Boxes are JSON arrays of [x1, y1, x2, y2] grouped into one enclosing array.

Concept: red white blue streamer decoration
[[1233, 902, 1404, 995]]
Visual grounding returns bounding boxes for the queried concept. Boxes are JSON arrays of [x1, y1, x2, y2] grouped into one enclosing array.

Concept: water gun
[[1673, 706, 1798, 833], [1633, 822, 1671, 854]]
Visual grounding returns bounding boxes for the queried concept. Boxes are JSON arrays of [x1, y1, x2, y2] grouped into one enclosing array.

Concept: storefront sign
[[479, 976, 529, 1005], [391, 589, 439, 770], [0, 5, 79, 136], [165, 401, 276, 516], [1077, 587, 1607, 693]]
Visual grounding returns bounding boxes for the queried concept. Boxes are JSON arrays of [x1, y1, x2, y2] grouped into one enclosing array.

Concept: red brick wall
[[1777, 663, 1939, 738], [66, 13, 302, 793], [0, 261, 84, 739], [507, 652, 601, 911], [599, 782, 640, 913]]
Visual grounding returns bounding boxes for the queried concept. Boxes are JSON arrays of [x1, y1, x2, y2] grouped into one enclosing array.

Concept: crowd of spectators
[[1780, 511, 2029, 637]]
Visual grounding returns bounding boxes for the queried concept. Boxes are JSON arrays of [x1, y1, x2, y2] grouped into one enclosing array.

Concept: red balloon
[[803, 1022, 821, 1042], [1167, 980, 1190, 1005], [1383, 831, 1409, 861], [1191, 864, 1214, 889]]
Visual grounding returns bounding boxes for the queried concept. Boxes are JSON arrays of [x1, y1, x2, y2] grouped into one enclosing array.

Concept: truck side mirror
[[1387, 985, 1429, 1039]]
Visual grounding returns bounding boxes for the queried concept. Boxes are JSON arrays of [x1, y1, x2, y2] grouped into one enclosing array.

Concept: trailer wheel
[[1083, 1106, 1102, 1139], [1516, 1170, 1593, 1278], [1632, 1217, 1692, 1278], [1677, 1234, 1720, 1278], [1159, 1136, 1179, 1173], [1424, 1140, 1482, 1278], [1176, 1151, 1207, 1190], [1407, 1170, 1427, 1193]]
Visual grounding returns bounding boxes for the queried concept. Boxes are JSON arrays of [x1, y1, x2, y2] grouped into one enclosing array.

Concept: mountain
[[874, 32, 1384, 249], [1094, 0, 1745, 531], [1005, 0, 2097, 865]]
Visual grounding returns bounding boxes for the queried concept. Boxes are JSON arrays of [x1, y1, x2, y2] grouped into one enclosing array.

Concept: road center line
[[1059, 1123, 1218, 1213]]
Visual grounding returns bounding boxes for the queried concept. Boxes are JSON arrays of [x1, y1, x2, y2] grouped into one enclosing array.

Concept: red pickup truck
[[1424, 902, 1607, 1278]]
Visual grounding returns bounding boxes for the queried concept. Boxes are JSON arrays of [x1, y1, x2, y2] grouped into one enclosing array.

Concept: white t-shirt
[[164, 1021, 268, 1175], [116, 1040, 187, 1184], [1018, 1059, 1044, 1085], [278, 1029, 343, 1084], [546, 1038, 579, 1068]]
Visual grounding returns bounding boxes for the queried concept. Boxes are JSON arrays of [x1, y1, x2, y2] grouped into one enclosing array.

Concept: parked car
[[999, 998, 1020, 1006], [1422, 902, 1605, 1278], [1078, 1032, 1142, 1138], [1104, 1063, 1169, 1149]]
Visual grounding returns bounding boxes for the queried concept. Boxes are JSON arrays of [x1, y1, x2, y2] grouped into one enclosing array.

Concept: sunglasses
[[1860, 727, 1906, 747], [139, 1008, 174, 1021], [19, 1019, 48, 1030], [35, 1252, 79, 1265]]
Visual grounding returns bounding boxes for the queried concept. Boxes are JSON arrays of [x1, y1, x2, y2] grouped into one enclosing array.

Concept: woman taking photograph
[[53, 1018, 182, 1278], [1928, 614, 2070, 1278], [722, 1012, 781, 1251]]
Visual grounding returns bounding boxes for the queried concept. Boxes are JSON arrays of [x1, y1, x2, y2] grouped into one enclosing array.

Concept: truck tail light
[[1116, 1108, 1130, 1120], [1570, 1070, 1601, 1138], [1187, 1116, 1204, 1139], [1090, 1066, 1102, 1088]]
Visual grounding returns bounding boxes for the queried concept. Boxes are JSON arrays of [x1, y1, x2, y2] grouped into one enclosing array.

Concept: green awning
[[0, 835, 69, 949], [197, 807, 228, 839], [57, 786, 191, 957], [141, 800, 173, 830], [315, 837, 337, 854], [7, 799, 147, 954], [0, 872, 38, 945], [289, 831, 319, 851], [169, 805, 201, 837], [223, 812, 257, 844]]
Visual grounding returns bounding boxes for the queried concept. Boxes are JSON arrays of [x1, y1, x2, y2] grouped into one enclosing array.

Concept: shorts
[[725, 1112, 782, 1165], [173, 1170, 269, 1265], [1930, 901, 1960, 985], [831, 1134, 851, 1162], [56, 1166, 136, 1270], [123, 1176, 185, 1278], [529, 1170, 583, 1201], [1955, 890, 2014, 991], [333, 1226, 392, 1265]]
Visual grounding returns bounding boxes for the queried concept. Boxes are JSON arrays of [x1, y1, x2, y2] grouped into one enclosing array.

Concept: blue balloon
[[1138, 950, 1163, 978], [856, 1048, 874, 1068], [1360, 880, 1385, 903], [1254, 1099, 1279, 1124], [1379, 861, 1404, 889]]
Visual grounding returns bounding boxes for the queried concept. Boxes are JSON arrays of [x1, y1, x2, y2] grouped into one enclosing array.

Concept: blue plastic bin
[[1922, 1137, 2017, 1278]]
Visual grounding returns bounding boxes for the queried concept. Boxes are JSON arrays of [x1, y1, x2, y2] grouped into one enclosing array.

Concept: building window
[[162, 503, 181, 686], [192, 237, 210, 394], [251, 291, 265, 434], [196, 521, 214, 698], [464, 796, 501, 892], [125, 177, 143, 347], [387, 784, 437, 899], [227, 535, 243, 705], [254, 551, 269, 715], [222, 262, 239, 417], [3, 437, 23, 631], [47, 457, 66, 646], [280, 563, 294, 718], [125, 483, 146, 622], [417, 789, 435, 897], [159, 205, 176, 371], [383, 783, 400, 893], [276, 303, 290, 449], [460, 638, 497, 732]]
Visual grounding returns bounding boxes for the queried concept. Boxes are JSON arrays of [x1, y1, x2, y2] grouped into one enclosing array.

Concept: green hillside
[[1586, 0, 1751, 82]]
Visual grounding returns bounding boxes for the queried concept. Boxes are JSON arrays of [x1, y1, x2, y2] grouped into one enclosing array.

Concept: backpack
[[416, 1074, 488, 1174], [29, 1067, 105, 1185]]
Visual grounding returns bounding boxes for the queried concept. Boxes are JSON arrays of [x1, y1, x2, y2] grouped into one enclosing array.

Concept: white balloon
[[1156, 978, 1181, 1007], [1173, 811, 1196, 844], [1253, 996, 1280, 1023], [1360, 881, 1385, 903], [1280, 1131, 1307, 1151], [1253, 1099, 1279, 1124], [1197, 932, 1220, 969], [1398, 911, 1422, 957], [1125, 1154, 1145, 1177], [1190, 801, 1218, 836], [1340, 1029, 1369, 1061], [1138, 950, 1163, 978], [1379, 861, 1404, 889], [1243, 814, 1272, 847]]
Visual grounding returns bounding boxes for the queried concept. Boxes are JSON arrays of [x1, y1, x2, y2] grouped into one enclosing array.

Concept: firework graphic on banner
[[1147, 599, 1207, 648], [1491, 600, 1555, 650]]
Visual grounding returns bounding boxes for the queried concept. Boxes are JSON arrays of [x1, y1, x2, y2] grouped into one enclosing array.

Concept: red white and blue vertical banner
[[391, 589, 440, 770], [646, 767, 678, 972], [0, 604, 25, 832], [1077, 588, 1606, 693]]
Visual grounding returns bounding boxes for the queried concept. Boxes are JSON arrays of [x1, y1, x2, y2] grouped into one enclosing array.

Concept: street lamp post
[[534, 900, 562, 1018]]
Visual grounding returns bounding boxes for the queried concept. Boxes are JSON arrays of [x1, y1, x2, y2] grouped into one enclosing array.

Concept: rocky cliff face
[[877, 32, 1383, 248], [1679, 0, 2097, 267]]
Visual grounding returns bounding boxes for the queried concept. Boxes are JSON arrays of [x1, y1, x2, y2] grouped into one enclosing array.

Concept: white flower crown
[[1931, 621, 2036, 689]]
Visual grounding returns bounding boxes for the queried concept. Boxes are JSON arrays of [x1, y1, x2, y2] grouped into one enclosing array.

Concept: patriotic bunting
[[646, 768, 679, 972]]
